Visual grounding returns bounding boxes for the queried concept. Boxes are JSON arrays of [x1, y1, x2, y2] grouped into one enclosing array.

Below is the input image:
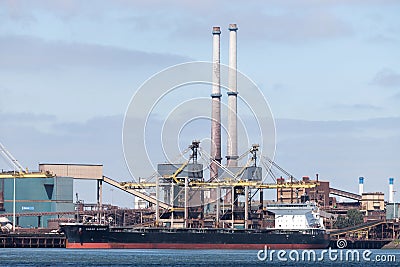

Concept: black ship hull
[[61, 224, 330, 249]]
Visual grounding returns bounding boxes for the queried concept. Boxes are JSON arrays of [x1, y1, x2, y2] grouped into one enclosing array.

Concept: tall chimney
[[358, 177, 364, 195], [226, 23, 239, 167], [389, 177, 394, 203], [210, 26, 222, 180]]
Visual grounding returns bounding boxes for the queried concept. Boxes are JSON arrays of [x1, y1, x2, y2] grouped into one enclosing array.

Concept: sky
[[0, 0, 399, 207]]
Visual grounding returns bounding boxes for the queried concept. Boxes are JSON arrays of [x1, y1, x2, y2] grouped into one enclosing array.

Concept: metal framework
[[121, 180, 317, 190], [118, 141, 319, 229], [0, 172, 55, 179]]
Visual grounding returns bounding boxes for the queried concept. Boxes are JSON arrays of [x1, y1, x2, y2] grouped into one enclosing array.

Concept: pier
[[0, 232, 65, 248]]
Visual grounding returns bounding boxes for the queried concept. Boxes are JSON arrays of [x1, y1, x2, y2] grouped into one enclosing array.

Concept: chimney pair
[[210, 24, 238, 180], [359, 177, 395, 203]]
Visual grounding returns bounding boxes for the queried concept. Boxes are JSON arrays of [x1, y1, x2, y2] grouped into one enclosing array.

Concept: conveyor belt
[[103, 176, 170, 209]]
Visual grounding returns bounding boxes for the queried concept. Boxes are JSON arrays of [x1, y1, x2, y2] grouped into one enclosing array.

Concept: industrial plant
[[0, 24, 399, 249]]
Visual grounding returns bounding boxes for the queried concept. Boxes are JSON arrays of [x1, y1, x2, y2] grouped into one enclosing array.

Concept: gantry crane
[[119, 141, 319, 229]]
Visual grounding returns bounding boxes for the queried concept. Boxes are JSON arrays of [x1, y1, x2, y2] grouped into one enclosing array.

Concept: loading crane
[[262, 155, 297, 181], [0, 142, 54, 178], [163, 160, 190, 184], [0, 142, 26, 173], [162, 140, 200, 185], [120, 141, 318, 191], [119, 141, 319, 230]]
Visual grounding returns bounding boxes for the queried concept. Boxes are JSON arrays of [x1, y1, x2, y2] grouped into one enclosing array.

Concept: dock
[[0, 233, 65, 248]]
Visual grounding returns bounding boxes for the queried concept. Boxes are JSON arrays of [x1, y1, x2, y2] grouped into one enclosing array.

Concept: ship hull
[[61, 224, 330, 250]]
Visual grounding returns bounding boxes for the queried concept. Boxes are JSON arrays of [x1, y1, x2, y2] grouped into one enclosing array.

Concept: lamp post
[[394, 191, 396, 219], [12, 169, 16, 232]]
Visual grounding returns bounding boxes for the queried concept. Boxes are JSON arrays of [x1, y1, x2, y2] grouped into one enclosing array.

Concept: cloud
[[0, 112, 56, 123], [394, 92, 400, 99], [0, 35, 190, 71], [166, 9, 353, 43], [332, 103, 383, 111], [2, 0, 390, 47], [367, 34, 399, 44], [0, 113, 128, 178], [276, 117, 400, 136], [248, 11, 353, 42], [372, 69, 400, 88], [270, 83, 291, 92], [2, 0, 399, 18], [7, 1, 353, 44], [0, 112, 399, 204], [0, 112, 58, 135], [274, 117, 400, 194], [0, 0, 97, 22]]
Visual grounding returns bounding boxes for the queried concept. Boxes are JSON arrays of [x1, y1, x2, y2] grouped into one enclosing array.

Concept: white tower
[[226, 24, 239, 167], [389, 178, 394, 203], [358, 177, 364, 195]]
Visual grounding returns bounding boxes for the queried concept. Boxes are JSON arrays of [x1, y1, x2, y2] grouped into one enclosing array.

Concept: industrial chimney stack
[[210, 26, 222, 180], [389, 177, 394, 203], [358, 177, 364, 196], [226, 24, 239, 167]]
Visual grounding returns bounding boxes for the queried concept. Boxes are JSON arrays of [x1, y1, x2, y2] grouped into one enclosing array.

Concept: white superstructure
[[267, 202, 324, 230]]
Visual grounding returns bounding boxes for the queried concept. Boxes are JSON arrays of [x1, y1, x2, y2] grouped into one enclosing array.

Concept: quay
[[0, 232, 65, 248]]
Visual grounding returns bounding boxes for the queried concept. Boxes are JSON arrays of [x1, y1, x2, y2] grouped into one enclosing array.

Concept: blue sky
[[0, 0, 399, 207]]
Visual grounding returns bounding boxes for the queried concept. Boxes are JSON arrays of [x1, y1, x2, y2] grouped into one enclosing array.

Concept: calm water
[[0, 248, 399, 266]]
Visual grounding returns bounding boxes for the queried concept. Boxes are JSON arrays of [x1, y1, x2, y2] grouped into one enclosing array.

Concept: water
[[0, 249, 399, 266]]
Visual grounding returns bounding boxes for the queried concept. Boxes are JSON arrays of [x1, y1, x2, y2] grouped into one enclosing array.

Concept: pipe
[[226, 23, 239, 167], [97, 179, 103, 223], [389, 178, 394, 203], [155, 176, 159, 226], [184, 177, 188, 228], [216, 187, 220, 227], [231, 186, 235, 228], [244, 185, 249, 229], [358, 177, 364, 196], [170, 184, 175, 227], [210, 26, 222, 180]]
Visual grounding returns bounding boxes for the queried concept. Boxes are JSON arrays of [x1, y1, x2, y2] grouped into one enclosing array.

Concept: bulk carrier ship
[[61, 202, 329, 249]]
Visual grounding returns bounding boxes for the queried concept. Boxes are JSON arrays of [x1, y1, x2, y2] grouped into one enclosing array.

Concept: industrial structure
[[0, 24, 320, 231], [0, 24, 399, 250], [117, 25, 321, 229], [210, 26, 222, 181], [226, 23, 239, 168], [1, 173, 73, 228]]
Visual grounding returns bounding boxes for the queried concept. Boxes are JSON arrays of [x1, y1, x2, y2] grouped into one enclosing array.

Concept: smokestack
[[210, 26, 222, 180], [389, 177, 394, 203], [226, 23, 239, 167], [358, 177, 364, 195]]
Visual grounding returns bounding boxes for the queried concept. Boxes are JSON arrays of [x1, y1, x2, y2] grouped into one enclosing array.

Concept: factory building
[[386, 203, 400, 220], [0, 163, 103, 228], [0, 175, 74, 228], [276, 176, 332, 207]]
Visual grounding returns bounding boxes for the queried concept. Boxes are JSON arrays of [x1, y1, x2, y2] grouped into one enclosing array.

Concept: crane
[[0, 142, 53, 178], [0, 142, 26, 173]]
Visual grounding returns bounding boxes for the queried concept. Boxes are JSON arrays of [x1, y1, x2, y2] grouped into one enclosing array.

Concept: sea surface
[[0, 248, 399, 266]]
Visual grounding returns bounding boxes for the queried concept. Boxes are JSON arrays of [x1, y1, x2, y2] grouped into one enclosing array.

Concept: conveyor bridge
[[102, 176, 171, 209], [329, 187, 362, 201]]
